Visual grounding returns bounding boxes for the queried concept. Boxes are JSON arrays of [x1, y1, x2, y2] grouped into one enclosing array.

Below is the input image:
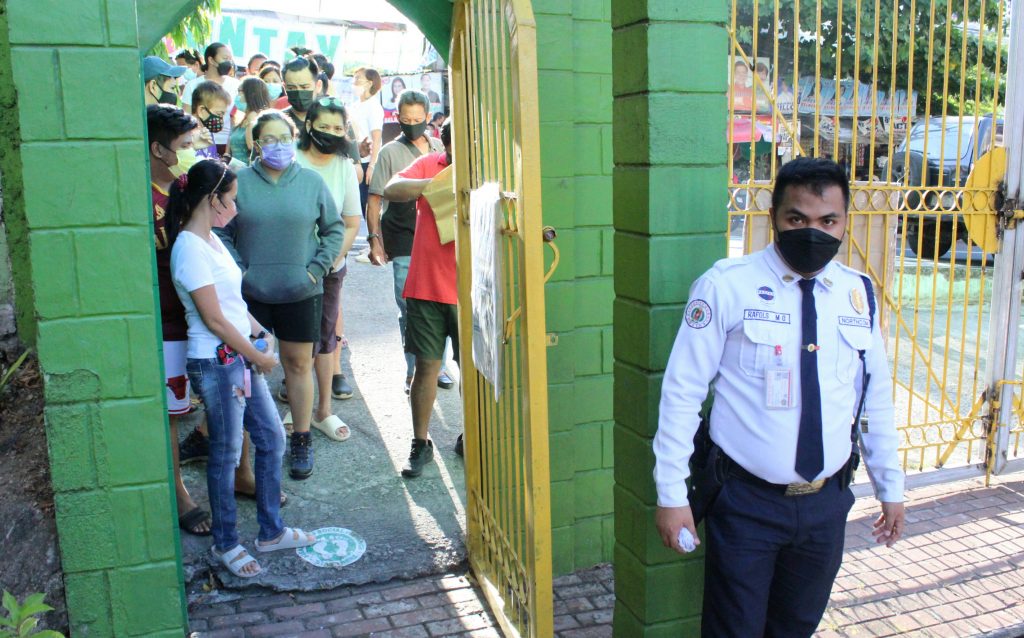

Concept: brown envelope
[[423, 164, 456, 244]]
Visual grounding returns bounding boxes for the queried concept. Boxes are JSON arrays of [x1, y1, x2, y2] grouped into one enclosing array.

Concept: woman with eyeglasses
[[216, 111, 344, 480], [229, 77, 272, 165], [294, 98, 362, 442], [168, 159, 315, 579]]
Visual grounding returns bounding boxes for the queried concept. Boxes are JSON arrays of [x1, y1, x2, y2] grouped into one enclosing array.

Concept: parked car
[[890, 115, 1002, 257]]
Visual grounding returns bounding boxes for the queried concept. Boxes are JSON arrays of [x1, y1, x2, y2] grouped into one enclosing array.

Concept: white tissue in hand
[[677, 528, 696, 553]]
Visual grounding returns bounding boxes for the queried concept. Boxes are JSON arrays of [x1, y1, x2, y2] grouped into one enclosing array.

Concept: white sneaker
[[355, 248, 371, 263]]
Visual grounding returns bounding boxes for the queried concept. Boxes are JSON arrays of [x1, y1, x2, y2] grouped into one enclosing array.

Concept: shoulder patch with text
[[685, 299, 712, 329]]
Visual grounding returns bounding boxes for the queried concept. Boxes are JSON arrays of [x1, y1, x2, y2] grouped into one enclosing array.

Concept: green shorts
[[404, 297, 460, 363]]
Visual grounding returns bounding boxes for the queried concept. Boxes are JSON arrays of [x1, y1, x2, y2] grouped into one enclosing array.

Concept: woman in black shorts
[[216, 111, 343, 480]]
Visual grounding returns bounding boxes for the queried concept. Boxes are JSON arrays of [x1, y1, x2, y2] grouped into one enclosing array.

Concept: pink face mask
[[211, 195, 238, 228]]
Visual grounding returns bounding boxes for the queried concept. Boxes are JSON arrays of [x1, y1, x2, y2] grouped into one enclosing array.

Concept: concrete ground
[[189, 475, 1024, 637], [178, 245, 467, 591]]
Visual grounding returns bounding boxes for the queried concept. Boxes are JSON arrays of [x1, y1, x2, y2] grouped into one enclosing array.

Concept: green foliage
[[0, 592, 63, 638], [733, 0, 1008, 116], [147, 0, 221, 58], [0, 348, 29, 395]]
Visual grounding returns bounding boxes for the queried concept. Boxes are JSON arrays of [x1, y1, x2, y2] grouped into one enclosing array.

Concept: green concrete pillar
[[2, 1, 188, 635], [610, 1, 729, 635]]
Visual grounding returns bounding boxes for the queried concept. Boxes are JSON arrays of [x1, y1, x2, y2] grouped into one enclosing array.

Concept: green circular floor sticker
[[296, 527, 366, 568]]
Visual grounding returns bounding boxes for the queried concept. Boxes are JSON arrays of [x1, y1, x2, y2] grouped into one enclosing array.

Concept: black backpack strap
[[851, 275, 876, 443]]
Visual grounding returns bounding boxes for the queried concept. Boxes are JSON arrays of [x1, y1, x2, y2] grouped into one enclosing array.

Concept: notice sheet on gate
[[470, 182, 503, 399]]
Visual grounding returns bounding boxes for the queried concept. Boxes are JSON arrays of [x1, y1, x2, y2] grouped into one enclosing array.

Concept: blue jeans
[[391, 256, 417, 378], [186, 357, 285, 552]]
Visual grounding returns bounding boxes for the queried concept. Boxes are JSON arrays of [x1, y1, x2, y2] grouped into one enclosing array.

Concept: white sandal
[[255, 527, 315, 553], [211, 545, 261, 578], [311, 414, 351, 441]]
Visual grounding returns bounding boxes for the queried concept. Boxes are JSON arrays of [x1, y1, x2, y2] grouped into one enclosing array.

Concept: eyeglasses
[[317, 96, 344, 108], [257, 135, 294, 146]]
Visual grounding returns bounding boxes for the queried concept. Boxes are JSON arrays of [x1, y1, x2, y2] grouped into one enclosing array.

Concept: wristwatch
[[367, 233, 380, 242]]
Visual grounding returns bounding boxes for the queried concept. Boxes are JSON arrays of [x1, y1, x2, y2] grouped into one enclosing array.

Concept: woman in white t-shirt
[[295, 98, 362, 442], [168, 160, 315, 578], [348, 67, 384, 213]]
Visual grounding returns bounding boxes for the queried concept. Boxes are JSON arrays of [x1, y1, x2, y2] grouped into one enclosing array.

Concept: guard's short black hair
[[146, 104, 198, 149], [771, 157, 850, 211]]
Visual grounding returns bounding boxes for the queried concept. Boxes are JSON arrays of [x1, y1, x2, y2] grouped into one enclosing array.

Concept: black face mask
[[201, 109, 224, 134], [216, 60, 234, 76], [400, 121, 428, 141], [287, 89, 315, 112], [151, 82, 177, 105], [309, 128, 348, 155], [775, 227, 842, 274]]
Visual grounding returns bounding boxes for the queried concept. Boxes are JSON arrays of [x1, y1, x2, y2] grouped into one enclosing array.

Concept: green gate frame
[[0, 1, 450, 634]]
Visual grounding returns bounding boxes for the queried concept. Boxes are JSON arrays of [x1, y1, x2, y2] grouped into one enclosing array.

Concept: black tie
[[796, 278, 824, 481]]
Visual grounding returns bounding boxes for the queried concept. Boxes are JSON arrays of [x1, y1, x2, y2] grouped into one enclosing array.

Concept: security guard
[[654, 158, 905, 637]]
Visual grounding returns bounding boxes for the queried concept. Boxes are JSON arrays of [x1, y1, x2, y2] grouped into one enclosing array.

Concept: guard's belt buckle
[[784, 479, 826, 496]]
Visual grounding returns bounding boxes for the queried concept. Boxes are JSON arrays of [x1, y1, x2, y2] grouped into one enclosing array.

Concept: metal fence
[[727, 0, 1014, 486]]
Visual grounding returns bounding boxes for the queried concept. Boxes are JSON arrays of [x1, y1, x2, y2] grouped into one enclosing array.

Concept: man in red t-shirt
[[382, 119, 458, 478]]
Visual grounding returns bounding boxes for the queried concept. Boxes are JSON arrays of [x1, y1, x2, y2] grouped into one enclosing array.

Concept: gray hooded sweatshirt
[[218, 160, 343, 304]]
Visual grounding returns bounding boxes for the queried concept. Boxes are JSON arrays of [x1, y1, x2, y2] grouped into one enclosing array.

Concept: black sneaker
[[289, 431, 314, 480], [401, 438, 435, 478], [454, 434, 464, 457], [178, 427, 209, 465], [332, 373, 354, 400]]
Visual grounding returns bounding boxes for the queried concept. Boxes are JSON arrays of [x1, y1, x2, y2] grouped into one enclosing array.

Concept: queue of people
[[144, 45, 461, 577]]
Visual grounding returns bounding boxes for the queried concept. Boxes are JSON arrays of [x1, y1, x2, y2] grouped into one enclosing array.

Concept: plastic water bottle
[[677, 528, 697, 553], [254, 338, 268, 353]]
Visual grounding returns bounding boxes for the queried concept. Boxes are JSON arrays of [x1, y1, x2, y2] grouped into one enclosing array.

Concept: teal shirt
[[217, 160, 343, 304], [229, 126, 251, 165]]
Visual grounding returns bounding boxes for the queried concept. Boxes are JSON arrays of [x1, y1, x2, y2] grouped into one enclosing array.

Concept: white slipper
[[282, 411, 293, 435], [312, 414, 351, 441], [255, 527, 315, 553], [211, 544, 261, 578]]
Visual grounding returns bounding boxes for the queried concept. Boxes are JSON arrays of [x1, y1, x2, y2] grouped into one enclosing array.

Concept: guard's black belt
[[724, 455, 845, 496]]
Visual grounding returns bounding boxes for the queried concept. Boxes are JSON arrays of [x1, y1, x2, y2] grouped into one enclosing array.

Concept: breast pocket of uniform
[[836, 323, 873, 383], [739, 320, 787, 378]]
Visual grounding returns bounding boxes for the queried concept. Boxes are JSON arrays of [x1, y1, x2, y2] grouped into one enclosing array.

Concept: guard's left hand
[[872, 501, 906, 547]]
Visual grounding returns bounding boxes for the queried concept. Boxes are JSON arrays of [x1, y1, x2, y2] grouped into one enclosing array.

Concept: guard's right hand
[[655, 506, 700, 554], [369, 243, 388, 266], [253, 351, 278, 375]]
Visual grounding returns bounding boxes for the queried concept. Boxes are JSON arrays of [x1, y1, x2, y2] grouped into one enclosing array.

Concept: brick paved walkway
[[189, 475, 1024, 637]]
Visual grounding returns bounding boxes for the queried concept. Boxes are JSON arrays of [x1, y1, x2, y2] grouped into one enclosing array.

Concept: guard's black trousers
[[701, 476, 855, 638]]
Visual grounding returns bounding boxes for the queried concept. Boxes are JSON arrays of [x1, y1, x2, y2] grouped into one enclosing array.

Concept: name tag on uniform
[[765, 345, 794, 409], [839, 316, 871, 328], [743, 309, 791, 324]]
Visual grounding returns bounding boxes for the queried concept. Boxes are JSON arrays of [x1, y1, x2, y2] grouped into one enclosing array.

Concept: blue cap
[[143, 56, 186, 82]]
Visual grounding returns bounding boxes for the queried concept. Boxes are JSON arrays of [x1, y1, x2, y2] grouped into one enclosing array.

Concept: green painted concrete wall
[[535, 0, 616, 575], [3, 0, 188, 635], [610, 1, 729, 635]]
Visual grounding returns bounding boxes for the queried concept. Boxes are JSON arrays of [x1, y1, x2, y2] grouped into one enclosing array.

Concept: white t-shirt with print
[[347, 97, 385, 163], [171, 231, 251, 359]]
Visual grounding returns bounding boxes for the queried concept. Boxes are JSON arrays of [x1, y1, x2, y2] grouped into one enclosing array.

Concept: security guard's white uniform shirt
[[653, 246, 904, 507]]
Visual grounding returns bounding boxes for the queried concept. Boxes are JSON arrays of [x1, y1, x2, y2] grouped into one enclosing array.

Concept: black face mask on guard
[[775, 227, 842, 274]]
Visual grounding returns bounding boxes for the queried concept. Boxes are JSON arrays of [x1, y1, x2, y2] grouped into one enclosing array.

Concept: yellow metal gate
[[726, 0, 1018, 486], [449, 1, 554, 635]]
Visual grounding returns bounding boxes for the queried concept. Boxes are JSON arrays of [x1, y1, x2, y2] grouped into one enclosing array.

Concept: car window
[[907, 120, 976, 161]]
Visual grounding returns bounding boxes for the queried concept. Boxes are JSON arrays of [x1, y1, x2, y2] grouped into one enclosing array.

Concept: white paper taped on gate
[[470, 182, 504, 399]]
